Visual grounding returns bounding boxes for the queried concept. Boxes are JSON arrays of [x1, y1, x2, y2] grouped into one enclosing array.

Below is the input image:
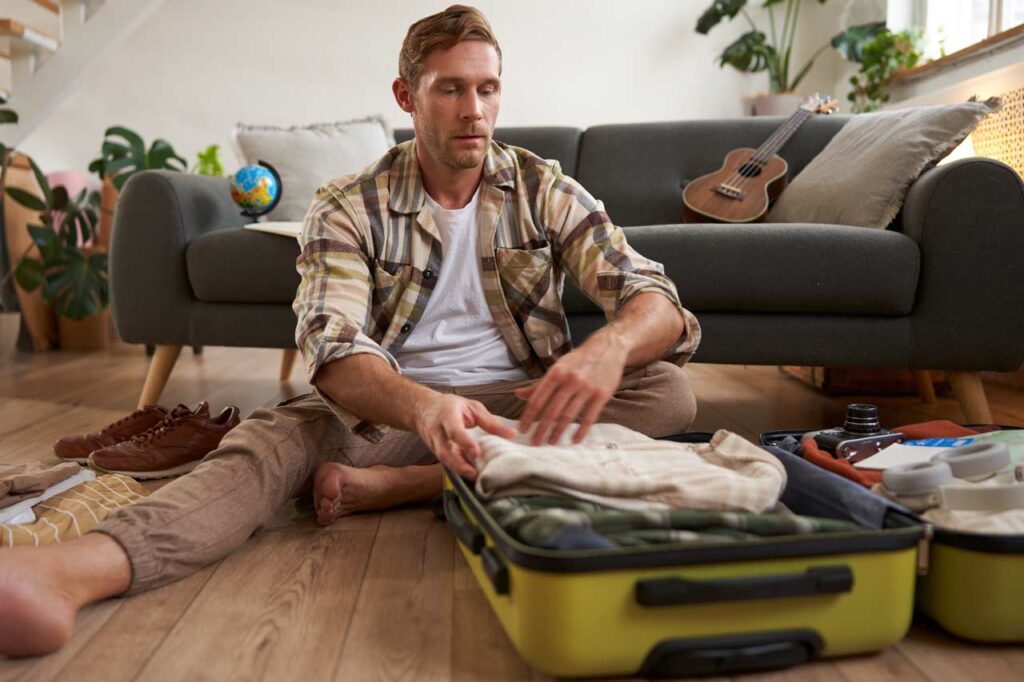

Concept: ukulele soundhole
[[738, 161, 764, 178]]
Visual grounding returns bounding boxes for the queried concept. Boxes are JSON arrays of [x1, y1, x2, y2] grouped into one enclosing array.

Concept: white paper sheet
[[852, 444, 949, 470], [242, 221, 302, 239]]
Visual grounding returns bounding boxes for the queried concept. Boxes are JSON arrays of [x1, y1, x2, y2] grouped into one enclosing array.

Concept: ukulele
[[681, 94, 838, 223]]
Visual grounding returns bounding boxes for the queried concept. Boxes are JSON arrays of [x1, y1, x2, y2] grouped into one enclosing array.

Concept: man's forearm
[[314, 353, 438, 431], [586, 291, 687, 370]]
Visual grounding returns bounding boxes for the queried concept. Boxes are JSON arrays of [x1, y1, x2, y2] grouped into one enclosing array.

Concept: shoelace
[[129, 405, 194, 444], [99, 406, 164, 436]]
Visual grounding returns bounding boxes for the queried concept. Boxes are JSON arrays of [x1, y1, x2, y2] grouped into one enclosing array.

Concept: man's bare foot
[[313, 462, 442, 525], [0, 549, 81, 656], [0, 533, 131, 657]]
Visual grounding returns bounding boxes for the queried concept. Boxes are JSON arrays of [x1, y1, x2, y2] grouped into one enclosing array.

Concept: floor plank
[[136, 528, 377, 682], [333, 508, 455, 682]]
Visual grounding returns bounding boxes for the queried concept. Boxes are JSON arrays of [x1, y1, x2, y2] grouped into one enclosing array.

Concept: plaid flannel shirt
[[294, 139, 701, 442]]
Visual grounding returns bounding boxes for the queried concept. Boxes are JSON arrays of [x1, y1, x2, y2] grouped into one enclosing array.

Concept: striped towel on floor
[[1, 474, 148, 547]]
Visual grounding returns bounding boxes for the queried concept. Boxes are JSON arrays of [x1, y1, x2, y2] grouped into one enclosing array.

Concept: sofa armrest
[[900, 157, 1024, 371], [110, 170, 247, 345]]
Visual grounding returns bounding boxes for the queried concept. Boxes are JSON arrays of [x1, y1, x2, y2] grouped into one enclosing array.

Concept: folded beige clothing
[[470, 419, 786, 513], [0, 461, 83, 509], [922, 508, 1024, 535]]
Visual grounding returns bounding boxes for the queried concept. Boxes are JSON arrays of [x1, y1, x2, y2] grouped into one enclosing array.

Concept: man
[[0, 5, 699, 657]]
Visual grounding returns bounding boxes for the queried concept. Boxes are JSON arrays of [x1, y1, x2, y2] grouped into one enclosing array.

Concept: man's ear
[[393, 78, 415, 114]]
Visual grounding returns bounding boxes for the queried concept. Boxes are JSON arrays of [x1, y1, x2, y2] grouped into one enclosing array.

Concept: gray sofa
[[110, 118, 1024, 421]]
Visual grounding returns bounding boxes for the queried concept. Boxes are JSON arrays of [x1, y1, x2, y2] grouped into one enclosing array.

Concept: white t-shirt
[[392, 186, 530, 386]]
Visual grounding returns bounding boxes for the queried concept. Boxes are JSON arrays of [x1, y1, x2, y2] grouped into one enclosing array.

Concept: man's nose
[[460, 91, 483, 121]]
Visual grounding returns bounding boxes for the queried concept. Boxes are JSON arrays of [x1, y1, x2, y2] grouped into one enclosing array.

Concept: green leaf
[[111, 172, 133, 192], [831, 22, 887, 62], [14, 258, 44, 291], [25, 155, 53, 208], [27, 225, 58, 261], [6, 186, 46, 212], [0, 109, 18, 124], [47, 248, 105, 320], [105, 126, 145, 161], [719, 30, 776, 73], [696, 0, 748, 34]]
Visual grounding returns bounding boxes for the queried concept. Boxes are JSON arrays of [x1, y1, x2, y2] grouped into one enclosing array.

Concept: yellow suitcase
[[442, 451, 921, 679]]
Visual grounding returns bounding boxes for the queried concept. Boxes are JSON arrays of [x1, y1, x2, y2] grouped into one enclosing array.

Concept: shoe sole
[[54, 456, 91, 465], [88, 459, 201, 480]]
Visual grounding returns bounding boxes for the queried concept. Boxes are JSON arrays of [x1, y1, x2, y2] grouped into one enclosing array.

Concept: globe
[[230, 161, 282, 218]]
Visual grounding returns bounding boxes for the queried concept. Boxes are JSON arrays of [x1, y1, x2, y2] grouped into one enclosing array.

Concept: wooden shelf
[[0, 17, 60, 54]]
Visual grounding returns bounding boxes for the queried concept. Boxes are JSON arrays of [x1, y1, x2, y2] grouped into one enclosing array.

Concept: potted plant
[[832, 25, 922, 112], [7, 154, 109, 350], [193, 144, 225, 177], [0, 106, 22, 359], [88, 126, 187, 247], [697, 0, 840, 115]]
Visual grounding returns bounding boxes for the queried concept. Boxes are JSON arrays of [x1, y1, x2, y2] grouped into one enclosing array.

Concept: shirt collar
[[387, 138, 516, 214]]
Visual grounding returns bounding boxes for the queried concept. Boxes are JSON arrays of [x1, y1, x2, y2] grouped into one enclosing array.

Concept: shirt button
[[401, 324, 411, 333], [423, 269, 434, 280]]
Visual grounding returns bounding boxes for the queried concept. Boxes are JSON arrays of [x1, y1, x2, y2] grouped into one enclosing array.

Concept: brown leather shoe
[[53, 404, 170, 463], [88, 403, 240, 479]]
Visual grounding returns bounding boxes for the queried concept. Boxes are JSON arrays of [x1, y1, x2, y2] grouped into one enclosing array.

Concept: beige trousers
[[97, 361, 696, 594]]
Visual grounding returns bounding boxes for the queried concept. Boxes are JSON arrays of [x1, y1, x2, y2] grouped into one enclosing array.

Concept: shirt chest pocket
[[371, 260, 420, 334], [493, 245, 565, 344]]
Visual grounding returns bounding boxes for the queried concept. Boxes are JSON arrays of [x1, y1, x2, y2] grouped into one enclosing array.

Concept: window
[[889, 0, 1024, 60]]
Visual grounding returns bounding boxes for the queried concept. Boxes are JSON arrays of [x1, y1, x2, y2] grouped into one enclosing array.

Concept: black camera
[[808, 404, 903, 462]]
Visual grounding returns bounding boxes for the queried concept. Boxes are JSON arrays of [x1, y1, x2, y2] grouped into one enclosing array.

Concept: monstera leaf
[[831, 22, 887, 62], [89, 126, 187, 191], [720, 30, 778, 73], [696, 0, 749, 34]]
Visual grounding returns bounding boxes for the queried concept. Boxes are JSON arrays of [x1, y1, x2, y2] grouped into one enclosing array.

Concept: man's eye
[[442, 88, 458, 95]]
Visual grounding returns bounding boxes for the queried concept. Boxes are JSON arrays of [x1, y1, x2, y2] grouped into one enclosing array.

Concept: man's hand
[[414, 394, 517, 479], [515, 331, 628, 446]]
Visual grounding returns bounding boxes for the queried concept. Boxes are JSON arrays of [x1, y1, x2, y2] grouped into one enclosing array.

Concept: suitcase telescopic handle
[[635, 565, 853, 606], [442, 491, 485, 555]]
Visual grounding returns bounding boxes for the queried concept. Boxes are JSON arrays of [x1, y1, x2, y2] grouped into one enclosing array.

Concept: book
[[242, 221, 302, 239]]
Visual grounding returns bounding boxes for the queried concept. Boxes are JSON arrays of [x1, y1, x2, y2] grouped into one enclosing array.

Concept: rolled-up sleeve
[[541, 163, 701, 365], [293, 184, 399, 439]]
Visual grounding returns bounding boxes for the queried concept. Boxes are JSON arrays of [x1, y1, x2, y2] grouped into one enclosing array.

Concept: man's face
[[402, 41, 501, 171]]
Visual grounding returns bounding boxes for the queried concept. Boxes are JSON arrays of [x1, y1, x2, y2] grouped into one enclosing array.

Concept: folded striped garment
[[1, 474, 148, 547], [469, 419, 786, 513]]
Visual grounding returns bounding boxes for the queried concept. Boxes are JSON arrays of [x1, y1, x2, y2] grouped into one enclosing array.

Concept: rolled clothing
[[471, 419, 786, 513]]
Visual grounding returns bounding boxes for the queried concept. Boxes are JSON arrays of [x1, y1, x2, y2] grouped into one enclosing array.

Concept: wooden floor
[[1, 344, 1023, 681]]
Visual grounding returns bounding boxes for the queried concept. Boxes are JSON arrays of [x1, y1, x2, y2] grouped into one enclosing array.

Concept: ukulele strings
[[726, 109, 812, 192]]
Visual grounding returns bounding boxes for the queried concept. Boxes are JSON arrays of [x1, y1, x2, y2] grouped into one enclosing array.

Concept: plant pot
[[57, 308, 111, 351], [0, 311, 19, 361], [742, 92, 805, 117], [3, 153, 56, 351]]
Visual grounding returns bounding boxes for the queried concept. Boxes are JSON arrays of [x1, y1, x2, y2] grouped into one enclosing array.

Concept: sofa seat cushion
[[561, 223, 920, 316], [187, 228, 301, 303]]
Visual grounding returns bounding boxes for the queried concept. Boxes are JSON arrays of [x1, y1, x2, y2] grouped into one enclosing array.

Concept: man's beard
[[420, 120, 489, 170]]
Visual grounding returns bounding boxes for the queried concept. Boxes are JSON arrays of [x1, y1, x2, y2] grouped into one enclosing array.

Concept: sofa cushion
[[190, 222, 919, 318], [561, 223, 920, 316], [187, 229, 300, 304], [231, 115, 395, 222]]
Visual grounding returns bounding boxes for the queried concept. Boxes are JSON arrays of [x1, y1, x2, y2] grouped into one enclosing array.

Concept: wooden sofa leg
[[139, 345, 182, 408], [947, 370, 993, 424], [913, 370, 936, 404], [280, 348, 298, 382]]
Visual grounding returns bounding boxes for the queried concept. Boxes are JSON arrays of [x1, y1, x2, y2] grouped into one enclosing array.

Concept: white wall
[[19, 0, 860, 175]]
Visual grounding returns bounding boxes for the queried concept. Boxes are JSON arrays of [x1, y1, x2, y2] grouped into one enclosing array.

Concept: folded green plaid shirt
[[486, 496, 860, 549], [294, 139, 701, 442]]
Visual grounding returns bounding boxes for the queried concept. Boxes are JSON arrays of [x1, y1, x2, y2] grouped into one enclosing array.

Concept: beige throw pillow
[[231, 115, 395, 222], [767, 98, 1001, 228]]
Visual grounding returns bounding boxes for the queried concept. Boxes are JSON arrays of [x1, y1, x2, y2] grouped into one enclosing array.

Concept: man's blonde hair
[[399, 5, 502, 88]]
